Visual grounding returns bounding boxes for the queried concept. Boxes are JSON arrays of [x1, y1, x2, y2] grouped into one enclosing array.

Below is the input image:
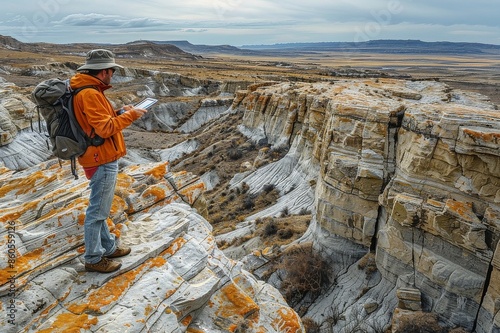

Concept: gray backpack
[[32, 78, 103, 179]]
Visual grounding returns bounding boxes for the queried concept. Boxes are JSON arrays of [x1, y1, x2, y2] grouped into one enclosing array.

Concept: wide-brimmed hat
[[77, 49, 124, 71]]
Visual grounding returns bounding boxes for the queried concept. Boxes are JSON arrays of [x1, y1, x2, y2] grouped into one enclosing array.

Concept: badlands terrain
[[1, 35, 500, 332]]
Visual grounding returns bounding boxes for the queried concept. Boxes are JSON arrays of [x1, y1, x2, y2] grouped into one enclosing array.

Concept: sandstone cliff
[[233, 79, 499, 332]]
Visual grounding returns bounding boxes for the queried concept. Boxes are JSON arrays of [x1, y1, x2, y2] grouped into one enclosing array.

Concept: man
[[70, 49, 148, 273]]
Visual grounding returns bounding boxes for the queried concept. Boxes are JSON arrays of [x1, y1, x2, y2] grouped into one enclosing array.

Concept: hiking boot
[[85, 257, 121, 273], [105, 246, 131, 258]]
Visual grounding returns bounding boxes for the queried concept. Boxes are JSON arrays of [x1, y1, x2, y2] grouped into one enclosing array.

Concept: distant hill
[[153, 40, 260, 55], [2, 34, 500, 57], [0, 35, 200, 61], [241, 39, 500, 55], [151, 39, 500, 56]]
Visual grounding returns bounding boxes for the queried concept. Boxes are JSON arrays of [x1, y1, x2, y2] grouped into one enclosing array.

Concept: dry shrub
[[262, 219, 278, 237], [227, 147, 243, 160], [263, 183, 275, 193], [278, 228, 293, 239], [278, 243, 330, 306], [302, 317, 321, 333]]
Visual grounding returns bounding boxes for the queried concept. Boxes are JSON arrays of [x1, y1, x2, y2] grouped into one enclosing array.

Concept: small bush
[[302, 317, 321, 333], [278, 243, 330, 306], [270, 145, 289, 159], [263, 183, 276, 193], [242, 196, 255, 210], [280, 206, 289, 217], [278, 228, 293, 239], [262, 219, 278, 237], [227, 147, 243, 160]]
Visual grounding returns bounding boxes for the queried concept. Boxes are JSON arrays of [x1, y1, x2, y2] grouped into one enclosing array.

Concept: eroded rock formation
[[234, 78, 499, 332], [1, 59, 500, 332], [0, 159, 303, 332]]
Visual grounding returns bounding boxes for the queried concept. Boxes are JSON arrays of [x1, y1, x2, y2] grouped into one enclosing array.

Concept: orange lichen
[[165, 288, 177, 299], [164, 237, 187, 256], [186, 328, 205, 333], [216, 283, 259, 318], [143, 186, 167, 201], [110, 196, 128, 215], [68, 256, 166, 314], [272, 307, 302, 333], [0, 269, 15, 287], [0, 213, 21, 224], [462, 128, 500, 142], [426, 198, 444, 208], [0, 247, 45, 284], [144, 162, 169, 179], [179, 182, 206, 204], [77, 213, 85, 226], [144, 304, 154, 317], [181, 314, 193, 326], [0, 171, 55, 196], [445, 200, 475, 221], [117, 172, 136, 185], [63, 197, 89, 211], [37, 312, 98, 333]]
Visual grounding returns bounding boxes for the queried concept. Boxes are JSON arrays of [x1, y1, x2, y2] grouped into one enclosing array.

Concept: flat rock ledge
[[0, 160, 303, 332]]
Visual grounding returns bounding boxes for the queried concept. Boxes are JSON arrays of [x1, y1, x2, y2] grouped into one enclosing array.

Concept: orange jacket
[[70, 73, 141, 168]]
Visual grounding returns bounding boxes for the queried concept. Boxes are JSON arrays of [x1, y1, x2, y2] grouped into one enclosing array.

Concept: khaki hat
[[77, 49, 124, 71]]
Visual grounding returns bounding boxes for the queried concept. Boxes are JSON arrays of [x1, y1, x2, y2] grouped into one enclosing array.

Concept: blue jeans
[[84, 160, 118, 264]]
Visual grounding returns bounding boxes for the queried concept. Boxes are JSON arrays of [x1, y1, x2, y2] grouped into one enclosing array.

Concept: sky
[[1, 0, 499, 46]]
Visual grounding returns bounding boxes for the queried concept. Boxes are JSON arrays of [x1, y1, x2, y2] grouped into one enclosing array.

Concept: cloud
[[55, 13, 163, 28], [182, 28, 208, 33], [0, 0, 499, 45]]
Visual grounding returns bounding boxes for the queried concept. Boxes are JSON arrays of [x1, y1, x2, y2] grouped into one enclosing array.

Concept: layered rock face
[[2, 60, 500, 332], [0, 160, 303, 329], [234, 79, 499, 332]]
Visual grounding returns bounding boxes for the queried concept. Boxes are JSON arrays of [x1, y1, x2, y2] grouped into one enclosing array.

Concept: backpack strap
[[70, 157, 78, 180], [70, 84, 100, 140], [66, 84, 98, 180]]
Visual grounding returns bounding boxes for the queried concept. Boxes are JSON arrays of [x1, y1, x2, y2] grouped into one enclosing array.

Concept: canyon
[[0, 38, 500, 332]]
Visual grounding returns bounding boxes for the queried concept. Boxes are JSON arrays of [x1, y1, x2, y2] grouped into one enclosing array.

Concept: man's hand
[[129, 107, 147, 118], [118, 104, 147, 119]]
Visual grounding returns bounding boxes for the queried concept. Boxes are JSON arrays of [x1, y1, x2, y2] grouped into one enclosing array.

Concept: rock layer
[[0, 160, 303, 332], [1, 61, 500, 332], [234, 78, 499, 332]]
